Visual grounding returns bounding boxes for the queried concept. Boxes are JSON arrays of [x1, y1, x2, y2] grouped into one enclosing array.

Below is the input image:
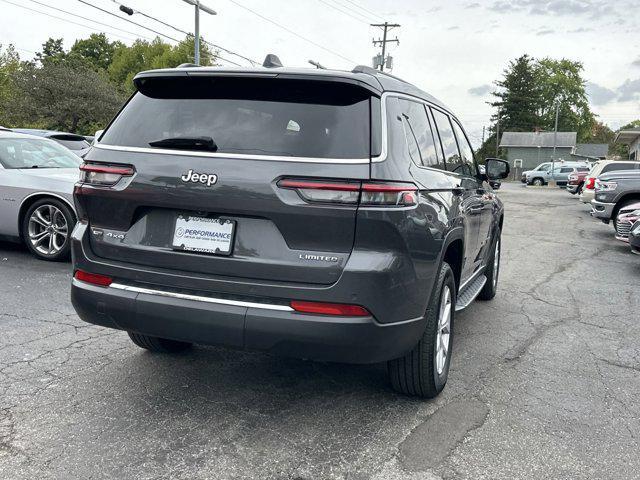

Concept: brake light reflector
[[290, 300, 371, 316], [80, 163, 135, 186], [74, 270, 113, 287], [361, 182, 418, 206], [277, 178, 418, 207]]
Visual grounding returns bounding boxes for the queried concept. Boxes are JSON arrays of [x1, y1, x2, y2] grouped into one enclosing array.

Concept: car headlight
[[595, 180, 617, 192]]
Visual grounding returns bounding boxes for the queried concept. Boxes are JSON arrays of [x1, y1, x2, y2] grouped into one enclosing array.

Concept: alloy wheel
[[435, 285, 452, 375], [28, 204, 68, 256]]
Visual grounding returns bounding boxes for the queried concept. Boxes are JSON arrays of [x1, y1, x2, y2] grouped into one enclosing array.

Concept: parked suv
[[70, 64, 508, 398], [591, 170, 640, 227], [525, 162, 589, 186], [580, 160, 640, 204]]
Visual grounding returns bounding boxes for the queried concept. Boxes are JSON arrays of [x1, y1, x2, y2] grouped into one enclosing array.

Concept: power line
[[340, 0, 385, 21], [224, 0, 356, 63], [0, 0, 143, 43], [25, 0, 153, 41], [331, 0, 381, 22], [109, 0, 258, 65], [315, 0, 371, 24], [76, 0, 182, 43]]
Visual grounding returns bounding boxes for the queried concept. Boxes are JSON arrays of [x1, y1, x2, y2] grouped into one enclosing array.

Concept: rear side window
[[431, 109, 464, 175], [559, 167, 573, 173], [450, 120, 476, 177], [100, 77, 372, 159], [397, 99, 444, 170], [603, 162, 638, 173], [577, 167, 590, 172]]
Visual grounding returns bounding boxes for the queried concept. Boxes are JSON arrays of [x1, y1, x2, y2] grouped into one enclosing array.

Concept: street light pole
[[550, 102, 560, 186], [181, 0, 217, 65]]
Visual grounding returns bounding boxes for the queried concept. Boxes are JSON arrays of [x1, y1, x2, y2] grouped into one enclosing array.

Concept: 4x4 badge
[[181, 169, 218, 187]]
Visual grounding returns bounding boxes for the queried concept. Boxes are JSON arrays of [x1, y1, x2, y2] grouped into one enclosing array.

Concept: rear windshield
[[100, 76, 372, 159], [52, 137, 90, 151]]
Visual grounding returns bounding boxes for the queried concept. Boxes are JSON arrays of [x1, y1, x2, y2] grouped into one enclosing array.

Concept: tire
[[128, 332, 192, 353], [613, 200, 640, 231], [22, 198, 75, 261], [388, 262, 456, 399], [532, 178, 544, 187], [479, 228, 501, 301]]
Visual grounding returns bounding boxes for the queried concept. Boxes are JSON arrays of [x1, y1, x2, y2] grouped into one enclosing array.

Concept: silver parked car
[[12, 128, 92, 158], [0, 130, 80, 261]]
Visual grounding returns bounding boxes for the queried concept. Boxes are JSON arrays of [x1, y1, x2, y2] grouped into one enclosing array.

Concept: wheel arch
[[18, 192, 76, 241], [439, 228, 464, 293]]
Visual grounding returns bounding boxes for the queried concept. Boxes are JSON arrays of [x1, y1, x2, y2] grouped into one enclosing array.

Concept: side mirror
[[485, 158, 510, 180], [94, 129, 104, 144]]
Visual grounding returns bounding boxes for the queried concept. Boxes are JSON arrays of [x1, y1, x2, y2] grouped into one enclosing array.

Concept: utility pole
[[371, 22, 400, 71], [495, 118, 500, 157], [181, 0, 217, 65], [482, 126, 485, 145], [550, 102, 560, 186]]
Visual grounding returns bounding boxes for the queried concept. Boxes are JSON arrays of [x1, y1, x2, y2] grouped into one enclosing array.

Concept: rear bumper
[[71, 278, 426, 364], [590, 200, 615, 223]]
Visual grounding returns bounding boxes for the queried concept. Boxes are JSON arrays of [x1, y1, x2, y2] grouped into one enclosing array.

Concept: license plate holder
[[172, 214, 236, 256]]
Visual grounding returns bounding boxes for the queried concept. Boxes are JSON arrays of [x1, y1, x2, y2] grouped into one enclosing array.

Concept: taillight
[[277, 178, 418, 207], [290, 300, 370, 316], [585, 177, 595, 190], [74, 269, 113, 287], [80, 162, 135, 186]]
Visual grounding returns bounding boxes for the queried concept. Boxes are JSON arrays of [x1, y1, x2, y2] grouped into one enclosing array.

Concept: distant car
[[567, 168, 591, 194], [525, 162, 589, 186], [613, 202, 640, 242], [521, 162, 551, 183], [591, 169, 640, 228], [0, 130, 80, 261], [629, 220, 640, 255], [580, 160, 640, 204], [12, 129, 91, 158]]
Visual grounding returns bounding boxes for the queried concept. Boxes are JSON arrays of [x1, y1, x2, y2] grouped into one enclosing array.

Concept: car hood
[[16, 168, 79, 183]]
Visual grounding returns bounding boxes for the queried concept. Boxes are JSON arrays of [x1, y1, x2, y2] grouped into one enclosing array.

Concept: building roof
[[499, 131, 577, 148], [614, 128, 640, 145], [575, 143, 608, 158]]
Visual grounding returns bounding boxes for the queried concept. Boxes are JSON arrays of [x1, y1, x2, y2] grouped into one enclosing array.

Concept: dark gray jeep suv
[[71, 64, 508, 398]]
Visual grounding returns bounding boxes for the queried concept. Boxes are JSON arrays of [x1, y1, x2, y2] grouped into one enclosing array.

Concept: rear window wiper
[[149, 136, 218, 152]]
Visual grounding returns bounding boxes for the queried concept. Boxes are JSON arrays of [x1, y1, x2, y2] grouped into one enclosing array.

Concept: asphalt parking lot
[[1, 182, 639, 480]]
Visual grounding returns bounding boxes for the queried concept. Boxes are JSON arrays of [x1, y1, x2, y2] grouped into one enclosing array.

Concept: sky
[[1, 0, 639, 147]]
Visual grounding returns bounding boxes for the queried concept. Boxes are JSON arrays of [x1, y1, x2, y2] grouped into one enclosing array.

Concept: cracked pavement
[[1, 183, 639, 479]]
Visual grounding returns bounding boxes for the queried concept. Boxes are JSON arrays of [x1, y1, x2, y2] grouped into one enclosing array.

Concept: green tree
[[536, 58, 594, 142], [69, 33, 124, 71], [4, 61, 125, 133], [109, 36, 213, 92], [0, 44, 21, 126], [490, 54, 542, 133], [36, 38, 66, 64]]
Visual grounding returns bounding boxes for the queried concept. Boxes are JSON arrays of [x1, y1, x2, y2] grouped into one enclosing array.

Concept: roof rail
[[352, 65, 411, 86]]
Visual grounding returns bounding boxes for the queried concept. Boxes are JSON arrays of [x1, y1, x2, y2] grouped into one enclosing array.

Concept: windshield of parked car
[[52, 137, 90, 151], [0, 138, 81, 169]]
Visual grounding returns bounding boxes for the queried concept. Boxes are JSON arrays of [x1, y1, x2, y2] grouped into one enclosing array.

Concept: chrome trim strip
[[109, 282, 294, 311], [93, 144, 370, 164]]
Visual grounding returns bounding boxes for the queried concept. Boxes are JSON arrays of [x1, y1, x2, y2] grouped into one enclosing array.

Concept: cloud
[[586, 82, 617, 105], [568, 27, 594, 33], [447, 25, 460, 30], [468, 84, 493, 96], [617, 79, 640, 102], [487, 0, 615, 18], [536, 28, 555, 35], [465, 2, 481, 7], [632, 58, 640, 68]]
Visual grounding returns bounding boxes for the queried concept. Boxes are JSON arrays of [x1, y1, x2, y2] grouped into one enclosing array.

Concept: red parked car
[[567, 168, 590, 195]]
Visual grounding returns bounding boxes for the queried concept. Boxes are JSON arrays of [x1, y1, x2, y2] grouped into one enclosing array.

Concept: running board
[[456, 274, 487, 311]]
